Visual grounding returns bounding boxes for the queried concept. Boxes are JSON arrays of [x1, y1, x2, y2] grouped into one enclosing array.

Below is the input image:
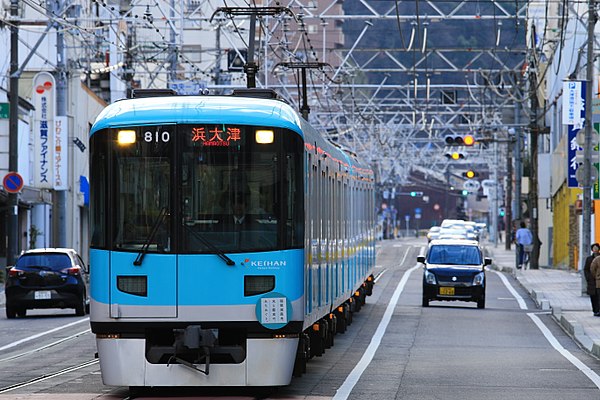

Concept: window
[[427, 245, 482, 265], [112, 126, 172, 253]]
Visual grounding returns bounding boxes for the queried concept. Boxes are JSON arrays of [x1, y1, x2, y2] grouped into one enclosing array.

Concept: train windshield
[[90, 123, 303, 254], [179, 124, 302, 253]]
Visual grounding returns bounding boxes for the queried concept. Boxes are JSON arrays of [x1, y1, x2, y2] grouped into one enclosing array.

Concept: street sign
[[3, 172, 24, 193]]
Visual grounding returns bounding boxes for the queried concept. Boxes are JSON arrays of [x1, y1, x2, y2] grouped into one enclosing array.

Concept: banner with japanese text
[[54, 116, 68, 190], [564, 81, 585, 188], [32, 72, 56, 189]]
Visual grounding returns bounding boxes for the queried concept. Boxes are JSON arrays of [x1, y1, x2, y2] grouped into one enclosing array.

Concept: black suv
[[5, 248, 89, 318]]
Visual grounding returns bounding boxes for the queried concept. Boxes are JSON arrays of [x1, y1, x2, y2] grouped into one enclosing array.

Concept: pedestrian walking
[[515, 221, 533, 269], [584, 243, 600, 316], [590, 254, 600, 317]]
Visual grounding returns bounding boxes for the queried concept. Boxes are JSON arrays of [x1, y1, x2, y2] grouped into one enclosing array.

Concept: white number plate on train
[[34, 290, 51, 300]]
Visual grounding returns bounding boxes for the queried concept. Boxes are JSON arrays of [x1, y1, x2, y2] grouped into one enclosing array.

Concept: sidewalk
[[486, 243, 600, 357]]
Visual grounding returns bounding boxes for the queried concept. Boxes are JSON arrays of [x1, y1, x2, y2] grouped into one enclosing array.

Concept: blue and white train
[[89, 88, 376, 389]]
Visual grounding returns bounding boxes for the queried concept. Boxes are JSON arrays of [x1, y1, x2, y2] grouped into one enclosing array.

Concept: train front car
[[89, 94, 305, 387], [89, 90, 376, 389]]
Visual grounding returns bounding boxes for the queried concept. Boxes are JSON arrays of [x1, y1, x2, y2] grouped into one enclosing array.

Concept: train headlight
[[256, 129, 274, 144], [118, 130, 136, 145]]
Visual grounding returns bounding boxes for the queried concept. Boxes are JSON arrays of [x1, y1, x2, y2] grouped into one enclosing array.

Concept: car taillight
[[62, 266, 81, 275], [8, 268, 24, 277]]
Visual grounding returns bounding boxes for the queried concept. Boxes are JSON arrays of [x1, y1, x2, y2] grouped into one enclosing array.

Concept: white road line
[[0, 317, 89, 352], [528, 312, 600, 389], [495, 270, 600, 388], [333, 260, 418, 400], [491, 269, 528, 310]]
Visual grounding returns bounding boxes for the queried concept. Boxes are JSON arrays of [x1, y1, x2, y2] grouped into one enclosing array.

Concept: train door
[[109, 126, 177, 318]]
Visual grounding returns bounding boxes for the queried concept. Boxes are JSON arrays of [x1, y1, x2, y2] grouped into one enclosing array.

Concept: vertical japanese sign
[[32, 72, 56, 189], [54, 116, 68, 190], [563, 81, 585, 188], [592, 99, 600, 199]]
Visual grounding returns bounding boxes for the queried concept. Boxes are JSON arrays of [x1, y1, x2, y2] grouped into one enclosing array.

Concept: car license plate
[[34, 290, 51, 300], [439, 287, 455, 296]]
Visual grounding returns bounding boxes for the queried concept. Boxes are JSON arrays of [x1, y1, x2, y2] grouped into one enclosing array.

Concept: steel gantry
[[2, 0, 532, 187]]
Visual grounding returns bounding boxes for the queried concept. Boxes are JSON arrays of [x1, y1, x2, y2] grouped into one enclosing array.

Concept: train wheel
[[365, 275, 374, 295], [293, 335, 309, 377], [336, 308, 347, 333], [310, 323, 324, 357], [320, 320, 328, 353], [326, 314, 336, 348], [346, 301, 353, 325]]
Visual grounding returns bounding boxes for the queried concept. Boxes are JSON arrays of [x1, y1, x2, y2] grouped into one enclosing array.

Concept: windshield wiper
[[182, 224, 235, 266], [134, 207, 168, 266]]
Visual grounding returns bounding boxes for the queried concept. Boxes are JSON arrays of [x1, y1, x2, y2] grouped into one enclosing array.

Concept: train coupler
[[168, 325, 217, 375]]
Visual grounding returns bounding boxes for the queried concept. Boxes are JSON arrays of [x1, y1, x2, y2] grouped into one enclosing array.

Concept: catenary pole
[[54, 0, 67, 247], [7, 0, 19, 266], [582, 0, 596, 290]]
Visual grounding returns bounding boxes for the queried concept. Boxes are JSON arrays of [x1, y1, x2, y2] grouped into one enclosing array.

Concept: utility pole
[[505, 135, 513, 251], [168, 0, 177, 85], [53, 0, 67, 248], [492, 132, 499, 247], [214, 23, 221, 86], [582, 0, 597, 279], [514, 102, 523, 269], [7, 0, 19, 266], [528, 51, 541, 269]]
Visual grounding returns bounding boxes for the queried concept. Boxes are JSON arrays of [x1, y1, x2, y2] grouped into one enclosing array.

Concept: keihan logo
[[243, 258, 286, 267], [35, 81, 53, 94]]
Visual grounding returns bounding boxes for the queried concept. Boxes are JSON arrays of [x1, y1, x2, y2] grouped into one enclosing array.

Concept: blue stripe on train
[[90, 249, 304, 306]]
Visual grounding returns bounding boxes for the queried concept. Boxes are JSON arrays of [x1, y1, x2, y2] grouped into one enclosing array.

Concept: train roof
[[90, 91, 373, 179], [90, 94, 304, 136]]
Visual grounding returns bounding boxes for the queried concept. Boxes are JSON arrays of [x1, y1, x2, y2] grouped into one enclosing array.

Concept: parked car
[[418, 239, 491, 309], [5, 248, 90, 318]]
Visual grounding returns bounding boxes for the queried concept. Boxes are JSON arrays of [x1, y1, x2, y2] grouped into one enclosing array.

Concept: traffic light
[[462, 170, 479, 179], [462, 189, 469, 196], [444, 134, 476, 146], [410, 191, 424, 197], [499, 207, 506, 217], [463, 134, 475, 146], [444, 135, 464, 145], [445, 150, 465, 160]]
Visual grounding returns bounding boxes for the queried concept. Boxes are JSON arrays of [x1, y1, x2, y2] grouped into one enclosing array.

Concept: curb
[[489, 259, 600, 358], [554, 311, 600, 358]]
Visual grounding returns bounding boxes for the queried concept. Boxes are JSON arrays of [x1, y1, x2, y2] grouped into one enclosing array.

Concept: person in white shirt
[[515, 221, 533, 269]]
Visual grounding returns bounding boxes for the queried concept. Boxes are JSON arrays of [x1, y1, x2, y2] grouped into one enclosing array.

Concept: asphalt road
[[1, 238, 600, 399]]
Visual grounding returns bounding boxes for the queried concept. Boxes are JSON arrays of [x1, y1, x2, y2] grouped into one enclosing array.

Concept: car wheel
[[75, 293, 86, 316], [422, 296, 429, 307], [16, 308, 26, 318], [6, 306, 17, 319], [477, 296, 486, 309]]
